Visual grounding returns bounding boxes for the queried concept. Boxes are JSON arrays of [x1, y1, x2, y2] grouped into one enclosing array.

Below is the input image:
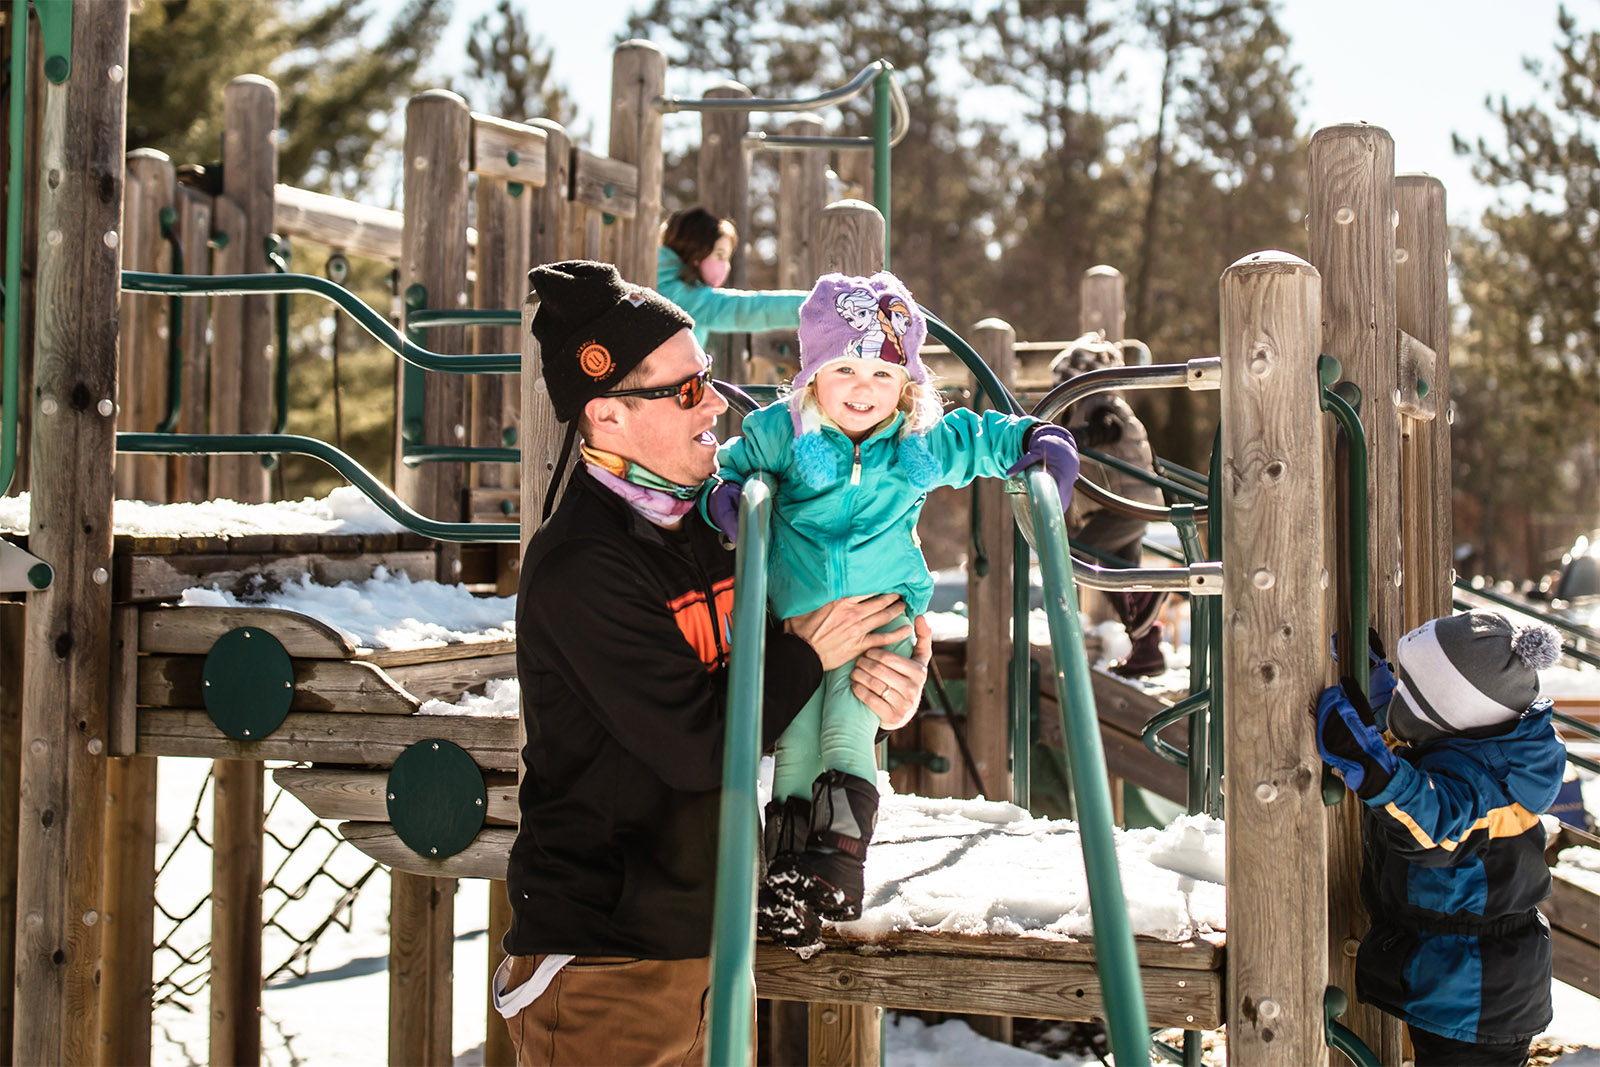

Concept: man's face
[[604, 329, 729, 485]]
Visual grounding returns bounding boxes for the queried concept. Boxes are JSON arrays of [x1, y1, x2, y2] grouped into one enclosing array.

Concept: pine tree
[[127, 0, 449, 194], [464, 0, 580, 130], [1451, 5, 1599, 579]]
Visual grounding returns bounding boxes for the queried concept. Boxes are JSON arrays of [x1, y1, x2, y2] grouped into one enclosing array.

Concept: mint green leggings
[[772, 611, 913, 801]]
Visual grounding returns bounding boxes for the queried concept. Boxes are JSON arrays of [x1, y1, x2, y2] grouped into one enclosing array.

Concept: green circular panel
[[202, 627, 294, 741], [386, 740, 487, 859]]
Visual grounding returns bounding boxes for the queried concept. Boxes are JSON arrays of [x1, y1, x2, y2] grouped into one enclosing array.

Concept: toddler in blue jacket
[[1314, 611, 1566, 1067], [706, 271, 1078, 945]]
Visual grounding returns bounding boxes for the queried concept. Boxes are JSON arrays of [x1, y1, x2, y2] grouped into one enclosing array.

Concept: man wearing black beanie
[[497, 261, 931, 1065]]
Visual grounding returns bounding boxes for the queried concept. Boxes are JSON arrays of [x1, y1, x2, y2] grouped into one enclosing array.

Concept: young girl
[[705, 271, 1079, 944], [655, 206, 808, 351]]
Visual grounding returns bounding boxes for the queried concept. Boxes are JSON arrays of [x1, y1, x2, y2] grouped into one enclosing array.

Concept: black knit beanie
[[528, 260, 694, 422]]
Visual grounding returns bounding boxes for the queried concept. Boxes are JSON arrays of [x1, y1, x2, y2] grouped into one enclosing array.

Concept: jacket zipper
[[850, 442, 862, 486]]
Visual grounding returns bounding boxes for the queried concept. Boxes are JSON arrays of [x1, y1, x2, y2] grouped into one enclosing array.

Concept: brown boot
[[1111, 622, 1167, 678]]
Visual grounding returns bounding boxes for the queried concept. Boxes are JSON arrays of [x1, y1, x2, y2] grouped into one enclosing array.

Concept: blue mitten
[[1006, 424, 1079, 511], [1314, 679, 1398, 800], [1366, 628, 1396, 726], [706, 481, 741, 544]]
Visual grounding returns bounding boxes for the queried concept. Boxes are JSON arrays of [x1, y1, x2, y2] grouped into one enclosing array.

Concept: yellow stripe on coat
[[1382, 801, 1542, 852]]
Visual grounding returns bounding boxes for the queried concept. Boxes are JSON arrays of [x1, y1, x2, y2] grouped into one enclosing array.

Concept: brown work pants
[[502, 953, 711, 1067]]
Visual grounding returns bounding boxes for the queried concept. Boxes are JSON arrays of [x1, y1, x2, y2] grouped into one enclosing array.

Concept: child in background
[[705, 272, 1079, 945], [655, 206, 807, 351], [1312, 611, 1566, 1067]]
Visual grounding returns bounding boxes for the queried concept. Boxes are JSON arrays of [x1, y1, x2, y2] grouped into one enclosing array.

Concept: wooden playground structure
[[1, 5, 1596, 1066]]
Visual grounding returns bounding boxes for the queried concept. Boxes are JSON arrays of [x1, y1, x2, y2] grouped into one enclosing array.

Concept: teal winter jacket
[[714, 399, 1039, 619], [655, 246, 806, 349]]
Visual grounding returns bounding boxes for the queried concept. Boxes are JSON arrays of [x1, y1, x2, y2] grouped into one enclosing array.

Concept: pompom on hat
[[528, 260, 694, 423], [794, 272, 929, 392], [1386, 610, 1563, 744]]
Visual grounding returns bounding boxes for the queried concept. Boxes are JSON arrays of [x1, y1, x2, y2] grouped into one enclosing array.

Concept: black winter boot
[[1111, 621, 1167, 678], [756, 796, 819, 946], [788, 770, 880, 921]]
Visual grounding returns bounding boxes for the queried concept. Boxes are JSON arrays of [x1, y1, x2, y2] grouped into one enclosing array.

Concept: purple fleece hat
[[794, 271, 929, 391]]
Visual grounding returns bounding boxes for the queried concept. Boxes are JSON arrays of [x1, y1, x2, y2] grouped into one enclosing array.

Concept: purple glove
[[1006, 424, 1080, 510], [706, 481, 742, 544]]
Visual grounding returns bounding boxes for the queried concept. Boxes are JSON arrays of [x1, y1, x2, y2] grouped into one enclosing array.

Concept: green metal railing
[[117, 433, 517, 543], [120, 271, 520, 374], [705, 475, 774, 1067]]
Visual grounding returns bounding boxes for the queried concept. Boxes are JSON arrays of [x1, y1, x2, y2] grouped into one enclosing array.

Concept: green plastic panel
[[386, 739, 487, 859], [202, 627, 294, 740]]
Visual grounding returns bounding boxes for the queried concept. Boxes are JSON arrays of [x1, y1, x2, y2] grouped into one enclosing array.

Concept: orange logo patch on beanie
[[578, 341, 614, 379]]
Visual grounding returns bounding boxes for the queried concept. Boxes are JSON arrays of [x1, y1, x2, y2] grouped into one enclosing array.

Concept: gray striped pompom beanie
[[1387, 610, 1562, 743]]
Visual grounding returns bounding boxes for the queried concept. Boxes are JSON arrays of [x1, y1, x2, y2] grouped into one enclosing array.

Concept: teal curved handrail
[[706, 474, 774, 1067], [121, 271, 520, 374], [116, 432, 518, 543]]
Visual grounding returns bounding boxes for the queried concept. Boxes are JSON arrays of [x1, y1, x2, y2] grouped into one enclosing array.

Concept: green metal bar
[[923, 313, 1020, 415], [1320, 382, 1370, 700], [1173, 507, 1212, 815], [706, 474, 774, 1067], [1155, 456, 1209, 494], [406, 308, 521, 329], [117, 432, 518, 543], [1141, 691, 1209, 769], [1080, 446, 1208, 505], [1205, 429, 1225, 817], [1012, 526, 1031, 808], [873, 64, 893, 267], [153, 208, 185, 433], [1025, 467, 1150, 1065], [1325, 988, 1382, 1067], [266, 237, 291, 435], [1452, 580, 1600, 649], [401, 445, 519, 467], [2, 4, 29, 496], [121, 271, 520, 373]]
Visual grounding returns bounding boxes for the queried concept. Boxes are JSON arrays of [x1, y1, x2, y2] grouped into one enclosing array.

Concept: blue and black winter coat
[[1354, 699, 1567, 1044]]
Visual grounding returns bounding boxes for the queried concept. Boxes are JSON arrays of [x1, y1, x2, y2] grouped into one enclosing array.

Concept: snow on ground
[[0, 485, 407, 537], [179, 566, 514, 651]]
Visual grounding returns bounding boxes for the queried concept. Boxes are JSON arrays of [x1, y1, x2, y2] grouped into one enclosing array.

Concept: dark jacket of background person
[[504, 465, 823, 959]]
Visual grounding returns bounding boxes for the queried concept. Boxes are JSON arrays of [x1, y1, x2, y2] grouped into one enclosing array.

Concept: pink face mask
[[698, 258, 731, 288]]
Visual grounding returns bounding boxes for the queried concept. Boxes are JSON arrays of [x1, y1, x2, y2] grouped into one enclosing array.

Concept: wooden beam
[[528, 119, 570, 266], [1309, 122, 1405, 1065], [138, 654, 423, 716], [568, 149, 639, 220], [469, 113, 549, 186], [967, 319, 1017, 803], [485, 883, 516, 1066], [1218, 249, 1330, 1064], [273, 767, 518, 825], [99, 753, 158, 1066], [389, 870, 455, 1066], [210, 758, 264, 1066], [756, 945, 1222, 1031], [1080, 265, 1126, 341], [341, 822, 516, 880], [607, 41, 665, 284], [0, 604, 23, 1056], [136, 709, 521, 769], [172, 184, 213, 501], [13, 4, 128, 1059], [140, 605, 358, 658], [698, 81, 752, 395], [273, 183, 403, 263], [119, 149, 174, 502], [117, 548, 438, 603]]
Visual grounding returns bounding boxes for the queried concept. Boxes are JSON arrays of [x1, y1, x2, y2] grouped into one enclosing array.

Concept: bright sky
[[435, 0, 1573, 227]]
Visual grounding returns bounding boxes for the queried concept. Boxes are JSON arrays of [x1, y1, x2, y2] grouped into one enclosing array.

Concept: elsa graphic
[[834, 287, 888, 362]]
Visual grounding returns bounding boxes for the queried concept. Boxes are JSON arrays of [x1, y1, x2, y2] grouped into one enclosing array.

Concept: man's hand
[[784, 594, 909, 671], [851, 615, 932, 729]]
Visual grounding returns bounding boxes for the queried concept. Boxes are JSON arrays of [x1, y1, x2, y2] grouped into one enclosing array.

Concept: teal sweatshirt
[[655, 246, 806, 349], [715, 399, 1038, 618]]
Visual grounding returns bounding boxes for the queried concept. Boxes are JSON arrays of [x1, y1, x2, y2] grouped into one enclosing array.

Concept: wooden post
[[1080, 265, 1125, 341], [210, 759, 264, 1066], [777, 115, 827, 290], [967, 319, 1017, 804], [0, 604, 22, 1058], [528, 119, 570, 266], [209, 75, 276, 504], [1219, 249, 1330, 1065], [14, 4, 129, 1061], [1395, 176, 1452, 625], [118, 149, 173, 502], [173, 183, 213, 502], [698, 82, 751, 390], [100, 751, 158, 1067], [484, 884, 515, 1067], [809, 198, 885, 1067], [609, 41, 666, 285], [473, 162, 531, 596], [389, 870, 455, 1066], [398, 90, 473, 590], [1307, 122, 1405, 1065]]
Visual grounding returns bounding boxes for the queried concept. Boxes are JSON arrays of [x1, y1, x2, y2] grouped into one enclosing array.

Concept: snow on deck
[[0, 485, 407, 537], [1554, 846, 1600, 895]]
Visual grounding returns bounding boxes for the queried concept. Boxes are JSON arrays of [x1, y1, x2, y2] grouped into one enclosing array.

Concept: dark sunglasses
[[603, 368, 712, 409]]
